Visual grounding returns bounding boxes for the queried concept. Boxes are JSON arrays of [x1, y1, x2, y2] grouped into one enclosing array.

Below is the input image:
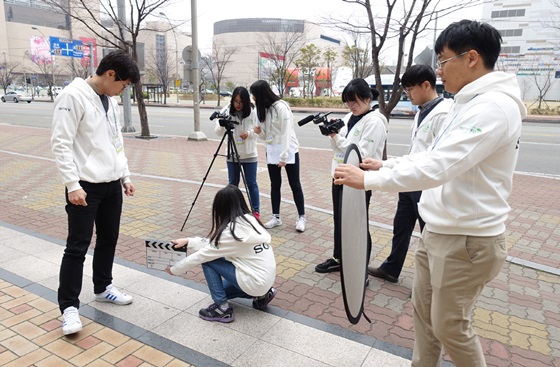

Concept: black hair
[[341, 78, 379, 104], [249, 80, 281, 122], [96, 49, 141, 84], [401, 64, 437, 88], [208, 185, 264, 246], [434, 19, 502, 70], [229, 86, 253, 119]]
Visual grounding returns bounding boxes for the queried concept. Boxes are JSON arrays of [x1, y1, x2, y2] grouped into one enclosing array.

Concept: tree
[[334, 0, 483, 158], [542, 0, 560, 32], [342, 30, 374, 78], [27, 51, 62, 101], [0, 62, 19, 94], [201, 40, 237, 107], [337, 0, 482, 118], [43, 0, 176, 137], [146, 47, 174, 105], [258, 27, 306, 97], [323, 47, 337, 96], [529, 63, 558, 110], [295, 44, 322, 98]]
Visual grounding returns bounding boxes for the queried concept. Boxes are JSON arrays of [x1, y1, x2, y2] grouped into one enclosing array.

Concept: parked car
[[219, 90, 232, 97], [1, 91, 32, 103]]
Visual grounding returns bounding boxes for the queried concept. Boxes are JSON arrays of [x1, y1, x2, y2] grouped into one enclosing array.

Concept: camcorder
[[297, 112, 345, 136], [209, 111, 239, 129]]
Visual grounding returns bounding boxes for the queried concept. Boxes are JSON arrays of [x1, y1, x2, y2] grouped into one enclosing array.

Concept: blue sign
[[49, 37, 84, 58]]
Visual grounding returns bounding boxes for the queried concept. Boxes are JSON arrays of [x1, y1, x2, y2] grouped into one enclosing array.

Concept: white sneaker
[[95, 284, 133, 305], [62, 306, 82, 335], [295, 216, 306, 232], [264, 215, 282, 229]]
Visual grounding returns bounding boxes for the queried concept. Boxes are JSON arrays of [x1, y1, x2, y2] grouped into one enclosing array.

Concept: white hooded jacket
[[364, 72, 527, 236], [170, 214, 276, 297], [51, 78, 131, 192]]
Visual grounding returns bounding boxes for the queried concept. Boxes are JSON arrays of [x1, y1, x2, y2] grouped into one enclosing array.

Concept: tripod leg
[[181, 132, 228, 231], [228, 130, 254, 213]]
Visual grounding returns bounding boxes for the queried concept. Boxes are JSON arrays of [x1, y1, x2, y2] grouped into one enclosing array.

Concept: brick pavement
[[1, 123, 559, 367]]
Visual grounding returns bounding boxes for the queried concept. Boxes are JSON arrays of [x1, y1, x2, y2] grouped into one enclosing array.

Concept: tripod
[[181, 121, 253, 231]]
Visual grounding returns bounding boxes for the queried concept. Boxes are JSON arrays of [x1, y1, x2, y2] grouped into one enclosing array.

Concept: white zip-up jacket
[[363, 72, 527, 236], [256, 100, 299, 164], [330, 109, 388, 177], [383, 98, 452, 169], [170, 214, 276, 297], [51, 78, 131, 192], [214, 105, 258, 161]]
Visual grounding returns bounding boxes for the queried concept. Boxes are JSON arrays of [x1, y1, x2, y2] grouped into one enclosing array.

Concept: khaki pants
[[411, 231, 507, 367]]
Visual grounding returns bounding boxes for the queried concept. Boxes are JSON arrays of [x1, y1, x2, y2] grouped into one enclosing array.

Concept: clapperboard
[[145, 240, 186, 271]]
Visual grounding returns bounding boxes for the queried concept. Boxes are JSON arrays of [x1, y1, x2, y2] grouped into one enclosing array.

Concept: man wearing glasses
[[367, 64, 452, 284], [51, 50, 140, 335], [334, 20, 526, 366]]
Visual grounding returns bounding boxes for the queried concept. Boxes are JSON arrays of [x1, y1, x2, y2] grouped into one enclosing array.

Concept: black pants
[[379, 191, 425, 278], [267, 152, 305, 216], [332, 180, 372, 261], [58, 180, 123, 313]]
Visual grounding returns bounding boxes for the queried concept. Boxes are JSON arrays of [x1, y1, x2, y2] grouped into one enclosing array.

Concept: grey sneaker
[[62, 306, 82, 335], [264, 215, 282, 229]]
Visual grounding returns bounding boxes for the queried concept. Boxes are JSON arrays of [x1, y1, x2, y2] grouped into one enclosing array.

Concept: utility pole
[[188, 0, 206, 140], [160, 12, 179, 104], [431, 11, 439, 72], [117, 0, 134, 132], [86, 42, 94, 77]]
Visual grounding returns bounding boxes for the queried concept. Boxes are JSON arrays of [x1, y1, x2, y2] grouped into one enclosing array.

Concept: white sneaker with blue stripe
[[95, 284, 133, 305]]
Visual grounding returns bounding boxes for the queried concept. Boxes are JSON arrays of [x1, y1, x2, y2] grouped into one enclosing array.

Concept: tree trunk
[[135, 82, 150, 137]]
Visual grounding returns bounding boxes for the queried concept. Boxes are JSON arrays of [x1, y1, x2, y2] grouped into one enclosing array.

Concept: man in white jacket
[[368, 65, 452, 284], [51, 50, 140, 335], [334, 20, 526, 367]]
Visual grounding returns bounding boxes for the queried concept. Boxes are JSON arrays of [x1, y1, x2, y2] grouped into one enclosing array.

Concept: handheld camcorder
[[209, 111, 239, 129], [297, 112, 345, 136]]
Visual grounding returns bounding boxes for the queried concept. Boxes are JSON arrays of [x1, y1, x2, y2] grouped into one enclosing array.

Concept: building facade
[[211, 18, 347, 94], [482, 0, 560, 101], [0, 0, 190, 90]]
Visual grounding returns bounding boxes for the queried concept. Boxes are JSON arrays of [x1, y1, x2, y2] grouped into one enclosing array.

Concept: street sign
[[49, 37, 84, 58]]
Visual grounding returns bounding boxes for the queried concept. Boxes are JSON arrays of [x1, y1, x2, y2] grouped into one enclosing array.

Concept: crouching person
[[166, 185, 277, 323]]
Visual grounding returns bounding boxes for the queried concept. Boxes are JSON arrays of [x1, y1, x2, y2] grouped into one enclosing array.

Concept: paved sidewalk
[[0, 123, 559, 366]]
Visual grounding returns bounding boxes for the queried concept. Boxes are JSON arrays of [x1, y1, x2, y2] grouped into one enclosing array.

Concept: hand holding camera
[[210, 111, 239, 129], [297, 112, 345, 136]]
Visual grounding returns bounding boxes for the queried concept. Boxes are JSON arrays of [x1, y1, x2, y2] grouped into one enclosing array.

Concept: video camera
[[297, 112, 345, 136], [209, 111, 239, 129]]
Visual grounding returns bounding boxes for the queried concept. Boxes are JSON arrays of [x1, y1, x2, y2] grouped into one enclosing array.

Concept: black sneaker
[[198, 303, 235, 323], [252, 287, 277, 310], [315, 258, 341, 273]]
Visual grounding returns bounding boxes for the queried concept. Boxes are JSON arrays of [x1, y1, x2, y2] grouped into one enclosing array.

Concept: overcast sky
[[160, 0, 483, 63]]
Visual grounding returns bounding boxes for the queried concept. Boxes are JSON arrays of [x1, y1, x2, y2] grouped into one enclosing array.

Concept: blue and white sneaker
[[95, 284, 133, 305], [62, 306, 82, 335]]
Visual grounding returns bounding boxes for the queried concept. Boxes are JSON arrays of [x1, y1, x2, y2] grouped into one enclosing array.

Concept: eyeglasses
[[233, 99, 243, 106], [115, 73, 131, 88], [403, 86, 415, 95], [436, 51, 469, 69]]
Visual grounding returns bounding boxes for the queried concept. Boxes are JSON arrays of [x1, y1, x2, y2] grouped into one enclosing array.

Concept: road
[[2, 101, 559, 177]]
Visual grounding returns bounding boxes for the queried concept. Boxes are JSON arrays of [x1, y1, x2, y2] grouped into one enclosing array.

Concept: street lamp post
[[31, 27, 55, 99], [160, 12, 179, 104]]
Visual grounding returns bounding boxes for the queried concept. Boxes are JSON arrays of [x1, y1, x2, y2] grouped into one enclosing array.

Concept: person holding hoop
[[215, 87, 260, 220], [315, 78, 388, 274]]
